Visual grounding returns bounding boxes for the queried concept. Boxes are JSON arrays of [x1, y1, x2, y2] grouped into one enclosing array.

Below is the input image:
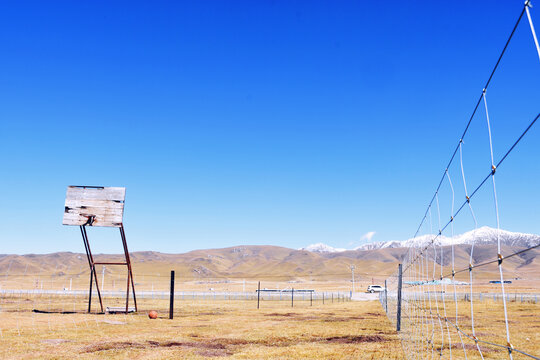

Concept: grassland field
[[1, 297, 404, 360], [1, 290, 539, 359]]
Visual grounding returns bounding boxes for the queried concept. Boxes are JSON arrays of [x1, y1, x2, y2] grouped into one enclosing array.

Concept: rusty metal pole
[[310, 291, 313, 306], [88, 268, 93, 313], [120, 225, 137, 312], [81, 225, 104, 313], [81, 226, 93, 313], [125, 270, 131, 313], [169, 270, 175, 319]]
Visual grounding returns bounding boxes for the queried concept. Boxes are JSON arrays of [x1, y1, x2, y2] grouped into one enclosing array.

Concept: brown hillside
[[1, 243, 538, 287]]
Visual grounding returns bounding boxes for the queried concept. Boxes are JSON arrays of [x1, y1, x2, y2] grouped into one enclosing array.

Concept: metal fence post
[[169, 270, 175, 320], [384, 279, 388, 314], [257, 281, 260, 309], [291, 288, 294, 308], [397, 263, 402, 332]]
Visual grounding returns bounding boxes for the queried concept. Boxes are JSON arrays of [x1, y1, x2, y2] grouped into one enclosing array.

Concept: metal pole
[[525, 1, 540, 62], [397, 263, 403, 332], [291, 288, 294, 308], [81, 225, 103, 313], [384, 279, 388, 314], [310, 291, 313, 306], [88, 269, 93, 313], [120, 225, 137, 311], [169, 270, 175, 319], [257, 281, 260, 309], [125, 269, 130, 313], [322, 292, 324, 304]]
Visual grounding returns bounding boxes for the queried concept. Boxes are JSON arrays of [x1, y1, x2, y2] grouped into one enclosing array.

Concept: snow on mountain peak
[[354, 226, 540, 250], [301, 227, 540, 253], [300, 243, 347, 253]]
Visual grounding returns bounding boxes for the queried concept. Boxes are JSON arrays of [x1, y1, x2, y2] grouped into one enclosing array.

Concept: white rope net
[[382, 1, 540, 359]]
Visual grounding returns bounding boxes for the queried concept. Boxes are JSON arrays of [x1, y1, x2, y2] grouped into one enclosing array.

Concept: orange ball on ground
[[148, 310, 158, 319]]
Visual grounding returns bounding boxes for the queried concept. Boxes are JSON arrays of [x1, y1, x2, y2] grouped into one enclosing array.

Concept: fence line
[[382, 1, 540, 359], [0, 289, 351, 301]]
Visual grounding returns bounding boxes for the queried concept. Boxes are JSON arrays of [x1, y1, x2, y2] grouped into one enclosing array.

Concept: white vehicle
[[367, 285, 385, 293]]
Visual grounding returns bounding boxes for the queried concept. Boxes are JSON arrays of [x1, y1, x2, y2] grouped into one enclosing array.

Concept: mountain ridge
[[1, 228, 539, 283], [301, 227, 540, 253]]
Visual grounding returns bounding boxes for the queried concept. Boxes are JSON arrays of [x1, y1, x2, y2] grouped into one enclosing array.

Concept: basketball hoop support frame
[[79, 224, 137, 313]]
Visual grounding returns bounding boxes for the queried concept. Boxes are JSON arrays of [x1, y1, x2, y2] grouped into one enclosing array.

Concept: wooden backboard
[[63, 186, 126, 227]]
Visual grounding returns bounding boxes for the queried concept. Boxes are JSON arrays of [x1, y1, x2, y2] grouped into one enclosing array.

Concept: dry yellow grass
[[2, 291, 539, 359], [0, 299, 403, 359], [396, 296, 540, 359]]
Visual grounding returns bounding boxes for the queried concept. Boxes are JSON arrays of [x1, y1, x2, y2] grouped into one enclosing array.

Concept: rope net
[[382, 1, 540, 359]]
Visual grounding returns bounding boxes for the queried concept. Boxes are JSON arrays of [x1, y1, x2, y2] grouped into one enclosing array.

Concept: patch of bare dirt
[[324, 335, 387, 343], [266, 312, 370, 323], [322, 315, 366, 322], [81, 339, 234, 356], [438, 343, 502, 353], [264, 312, 298, 317], [362, 312, 383, 317], [82, 341, 146, 353], [210, 338, 251, 346]]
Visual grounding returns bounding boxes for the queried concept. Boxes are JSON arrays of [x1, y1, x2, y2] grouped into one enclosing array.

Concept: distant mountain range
[[1, 227, 539, 284], [301, 227, 540, 253]]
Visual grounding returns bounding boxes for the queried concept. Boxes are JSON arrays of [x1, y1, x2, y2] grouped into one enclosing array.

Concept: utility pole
[[350, 265, 356, 294]]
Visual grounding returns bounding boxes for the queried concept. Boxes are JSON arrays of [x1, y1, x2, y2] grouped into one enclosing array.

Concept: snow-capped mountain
[[300, 243, 346, 253], [302, 227, 540, 253]]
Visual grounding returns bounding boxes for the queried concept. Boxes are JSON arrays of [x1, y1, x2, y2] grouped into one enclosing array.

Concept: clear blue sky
[[1, 1, 539, 254]]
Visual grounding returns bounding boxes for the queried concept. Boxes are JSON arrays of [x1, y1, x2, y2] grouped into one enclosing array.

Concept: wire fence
[[0, 271, 353, 338], [382, 1, 540, 359]]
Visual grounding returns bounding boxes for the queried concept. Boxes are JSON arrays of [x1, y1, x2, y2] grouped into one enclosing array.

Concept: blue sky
[[0, 1, 539, 254]]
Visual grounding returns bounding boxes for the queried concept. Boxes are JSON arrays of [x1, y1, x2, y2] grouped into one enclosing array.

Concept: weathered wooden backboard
[[63, 186, 125, 227]]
